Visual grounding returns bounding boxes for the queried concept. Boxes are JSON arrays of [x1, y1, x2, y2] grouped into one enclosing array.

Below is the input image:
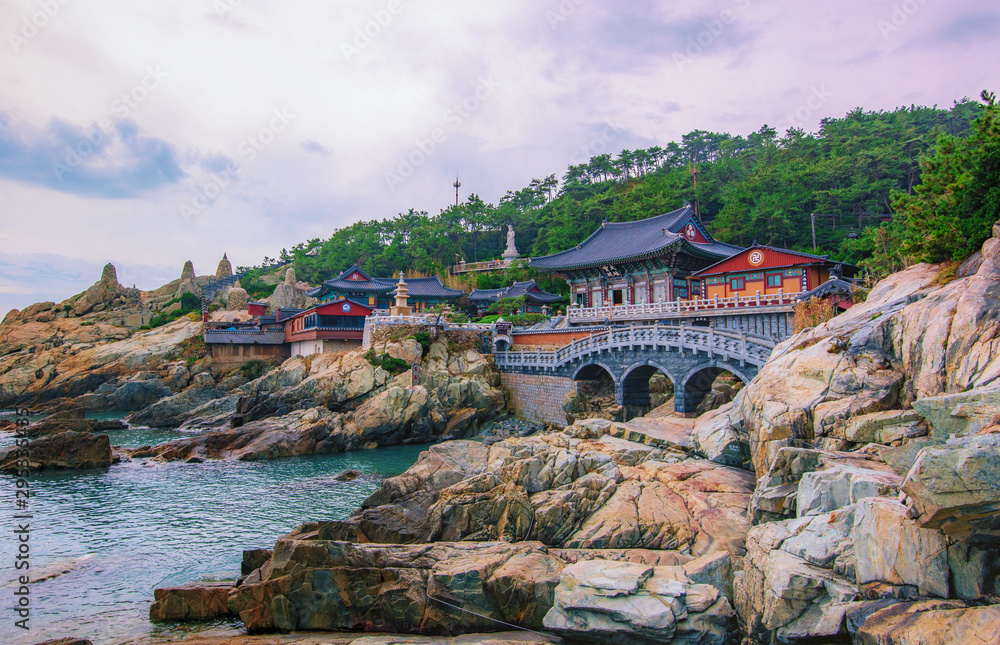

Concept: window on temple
[[730, 277, 745, 291], [612, 290, 623, 305], [766, 274, 782, 287]]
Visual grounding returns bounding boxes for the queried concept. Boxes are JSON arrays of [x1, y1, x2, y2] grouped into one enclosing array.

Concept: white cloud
[[0, 0, 997, 318]]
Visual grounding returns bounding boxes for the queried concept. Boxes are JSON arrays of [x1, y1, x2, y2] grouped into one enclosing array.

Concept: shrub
[[793, 297, 836, 332], [179, 292, 201, 312], [79, 321, 95, 326], [411, 331, 432, 354], [239, 359, 271, 380], [364, 350, 410, 375], [380, 356, 410, 374]]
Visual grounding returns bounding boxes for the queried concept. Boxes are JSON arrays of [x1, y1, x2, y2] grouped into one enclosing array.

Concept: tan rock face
[[228, 540, 565, 634], [856, 601, 1000, 645], [124, 341, 505, 462], [741, 240, 1000, 476], [0, 317, 201, 406], [312, 424, 754, 566]]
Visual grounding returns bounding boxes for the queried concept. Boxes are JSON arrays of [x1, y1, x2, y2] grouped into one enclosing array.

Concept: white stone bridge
[[494, 324, 776, 415]]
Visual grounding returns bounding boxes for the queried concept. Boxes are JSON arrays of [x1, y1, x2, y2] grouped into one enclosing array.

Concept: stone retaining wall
[[501, 372, 576, 427], [209, 343, 289, 368]]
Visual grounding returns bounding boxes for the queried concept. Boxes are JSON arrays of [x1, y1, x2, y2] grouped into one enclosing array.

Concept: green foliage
[[139, 293, 203, 330], [840, 220, 910, 279], [475, 312, 548, 326], [239, 98, 984, 284], [180, 292, 201, 312], [238, 268, 280, 300], [410, 332, 432, 354], [239, 359, 271, 381], [486, 296, 526, 316], [364, 350, 411, 374], [79, 321, 95, 326], [895, 91, 1000, 262]]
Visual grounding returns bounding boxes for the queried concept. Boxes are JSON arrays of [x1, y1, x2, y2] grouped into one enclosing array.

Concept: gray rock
[[796, 464, 901, 517], [542, 559, 732, 645], [853, 498, 949, 598], [912, 384, 1000, 438], [128, 387, 227, 428], [902, 436, 1000, 537], [690, 402, 747, 467]]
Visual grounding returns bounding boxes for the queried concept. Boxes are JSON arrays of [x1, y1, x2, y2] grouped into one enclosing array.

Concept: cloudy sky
[[0, 0, 997, 317]]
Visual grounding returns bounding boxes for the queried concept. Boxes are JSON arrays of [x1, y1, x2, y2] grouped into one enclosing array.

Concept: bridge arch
[[572, 362, 619, 384], [619, 361, 677, 418], [676, 362, 752, 415]]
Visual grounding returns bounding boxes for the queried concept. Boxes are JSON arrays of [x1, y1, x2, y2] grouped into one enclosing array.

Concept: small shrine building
[[306, 265, 464, 312]]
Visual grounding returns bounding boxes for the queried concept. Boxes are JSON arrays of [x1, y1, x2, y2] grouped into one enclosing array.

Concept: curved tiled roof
[[469, 279, 563, 304], [796, 276, 861, 301], [529, 204, 741, 271], [306, 265, 463, 299]]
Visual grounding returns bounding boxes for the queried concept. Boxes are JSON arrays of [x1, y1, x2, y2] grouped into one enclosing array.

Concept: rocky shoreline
[[9, 225, 1000, 643]]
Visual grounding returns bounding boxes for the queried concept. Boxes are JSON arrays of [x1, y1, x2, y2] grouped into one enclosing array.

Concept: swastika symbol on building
[[749, 250, 764, 265]]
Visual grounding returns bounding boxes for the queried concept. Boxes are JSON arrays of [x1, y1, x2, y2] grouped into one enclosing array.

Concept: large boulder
[[149, 581, 233, 621], [127, 385, 228, 428], [912, 384, 1000, 438], [856, 600, 1000, 645], [749, 447, 902, 523], [542, 559, 733, 644], [0, 431, 112, 472], [853, 498, 949, 598], [690, 401, 747, 467], [735, 510, 858, 641], [901, 435, 1000, 538], [228, 540, 564, 634]]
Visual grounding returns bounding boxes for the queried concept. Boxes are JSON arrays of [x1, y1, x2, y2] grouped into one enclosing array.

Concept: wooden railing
[[494, 323, 775, 371], [567, 291, 796, 323]]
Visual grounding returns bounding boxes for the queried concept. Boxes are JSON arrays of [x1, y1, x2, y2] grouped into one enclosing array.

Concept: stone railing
[[494, 323, 775, 371], [567, 292, 797, 323], [203, 328, 287, 345], [450, 259, 513, 274], [365, 315, 492, 330]]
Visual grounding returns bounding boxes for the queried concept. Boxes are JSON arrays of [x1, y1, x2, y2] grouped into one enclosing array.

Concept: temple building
[[467, 280, 563, 317], [306, 265, 464, 312], [691, 245, 855, 300], [529, 204, 743, 307], [282, 298, 372, 356]]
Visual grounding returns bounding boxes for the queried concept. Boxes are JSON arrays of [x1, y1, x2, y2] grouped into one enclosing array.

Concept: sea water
[[0, 430, 428, 645]]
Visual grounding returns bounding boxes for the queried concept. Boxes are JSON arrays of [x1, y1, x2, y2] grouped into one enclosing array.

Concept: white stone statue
[[502, 224, 519, 260]]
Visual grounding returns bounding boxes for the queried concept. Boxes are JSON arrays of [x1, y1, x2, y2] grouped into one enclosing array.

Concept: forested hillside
[[242, 96, 993, 292]]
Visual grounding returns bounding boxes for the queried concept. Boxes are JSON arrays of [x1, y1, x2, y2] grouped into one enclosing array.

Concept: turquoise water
[[0, 444, 428, 645]]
